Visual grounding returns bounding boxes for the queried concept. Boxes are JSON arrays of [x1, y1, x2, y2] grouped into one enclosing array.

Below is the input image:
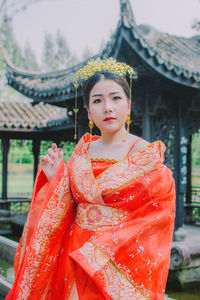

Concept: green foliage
[[0, 16, 41, 98], [0, 139, 75, 197], [23, 41, 40, 71], [0, 139, 75, 165], [0, 53, 6, 74], [42, 32, 56, 71], [6, 140, 33, 164], [192, 131, 200, 166], [42, 30, 78, 72], [40, 140, 75, 162], [193, 207, 200, 220], [1, 18, 24, 67]]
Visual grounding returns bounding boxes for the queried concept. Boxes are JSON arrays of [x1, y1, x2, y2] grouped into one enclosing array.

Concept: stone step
[[0, 217, 11, 223], [0, 235, 18, 264], [0, 229, 13, 236], [0, 210, 10, 217], [0, 274, 12, 299]]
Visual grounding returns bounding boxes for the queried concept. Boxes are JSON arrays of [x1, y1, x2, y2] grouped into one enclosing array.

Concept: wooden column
[[186, 136, 192, 203], [185, 135, 193, 223], [174, 98, 187, 231], [142, 87, 151, 141], [1, 138, 10, 208], [33, 139, 40, 180]]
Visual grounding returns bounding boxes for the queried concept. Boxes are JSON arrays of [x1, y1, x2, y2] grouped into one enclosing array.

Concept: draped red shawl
[[6, 133, 175, 300]]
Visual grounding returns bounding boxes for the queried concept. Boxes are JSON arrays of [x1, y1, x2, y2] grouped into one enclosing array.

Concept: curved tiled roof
[[0, 101, 72, 131], [119, 0, 200, 87], [4, 0, 200, 106], [138, 25, 200, 79]]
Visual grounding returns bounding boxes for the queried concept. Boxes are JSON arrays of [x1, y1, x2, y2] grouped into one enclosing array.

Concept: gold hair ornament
[[73, 57, 135, 140]]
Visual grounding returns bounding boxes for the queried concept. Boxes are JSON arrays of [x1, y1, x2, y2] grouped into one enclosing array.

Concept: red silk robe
[[6, 133, 175, 300]]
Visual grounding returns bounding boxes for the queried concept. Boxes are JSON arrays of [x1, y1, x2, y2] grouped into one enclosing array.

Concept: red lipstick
[[103, 117, 116, 122]]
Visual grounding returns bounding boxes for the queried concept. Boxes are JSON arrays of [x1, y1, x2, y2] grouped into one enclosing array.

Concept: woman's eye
[[113, 96, 121, 101], [93, 98, 102, 104]]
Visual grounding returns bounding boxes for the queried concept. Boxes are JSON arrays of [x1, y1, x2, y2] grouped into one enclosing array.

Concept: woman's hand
[[40, 143, 63, 183]]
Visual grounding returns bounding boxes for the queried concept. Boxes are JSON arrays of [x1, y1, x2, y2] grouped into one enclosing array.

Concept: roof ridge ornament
[[120, 0, 137, 29]]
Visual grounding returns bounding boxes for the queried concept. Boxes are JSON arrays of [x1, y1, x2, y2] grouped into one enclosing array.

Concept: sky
[[12, 0, 200, 64]]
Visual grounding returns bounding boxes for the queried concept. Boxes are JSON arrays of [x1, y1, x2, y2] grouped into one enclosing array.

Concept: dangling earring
[[123, 114, 131, 142], [126, 76, 133, 135], [73, 82, 79, 140], [89, 119, 94, 135], [126, 114, 131, 134]]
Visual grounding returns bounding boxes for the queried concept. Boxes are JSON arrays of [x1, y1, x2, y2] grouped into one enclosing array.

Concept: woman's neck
[[100, 127, 128, 145]]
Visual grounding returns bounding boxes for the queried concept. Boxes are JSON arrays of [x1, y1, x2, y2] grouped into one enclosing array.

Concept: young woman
[[6, 58, 175, 300]]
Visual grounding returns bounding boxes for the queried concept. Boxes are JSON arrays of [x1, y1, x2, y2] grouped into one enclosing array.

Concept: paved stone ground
[[173, 224, 200, 246], [169, 224, 200, 299]]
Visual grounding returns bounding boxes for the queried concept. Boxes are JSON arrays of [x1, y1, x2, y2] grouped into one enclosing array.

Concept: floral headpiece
[[73, 57, 135, 140], [73, 57, 135, 85]]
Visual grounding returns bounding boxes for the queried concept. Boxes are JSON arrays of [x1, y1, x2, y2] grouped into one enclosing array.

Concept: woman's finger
[[52, 143, 57, 152], [42, 154, 52, 164], [40, 155, 47, 165], [48, 148, 55, 160], [58, 148, 63, 159]]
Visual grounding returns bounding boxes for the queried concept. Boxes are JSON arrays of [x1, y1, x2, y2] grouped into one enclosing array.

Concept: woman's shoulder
[[128, 134, 150, 154]]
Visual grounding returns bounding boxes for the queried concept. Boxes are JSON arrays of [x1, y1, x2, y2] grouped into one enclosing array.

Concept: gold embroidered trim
[[90, 158, 118, 163], [67, 279, 75, 300], [95, 140, 163, 179], [83, 140, 104, 202], [101, 164, 163, 197], [71, 157, 87, 201], [72, 135, 165, 203], [71, 136, 105, 205], [88, 241, 150, 300], [18, 173, 73, 298], [18, 217, 29, 271], [29, 198, 73, 295]]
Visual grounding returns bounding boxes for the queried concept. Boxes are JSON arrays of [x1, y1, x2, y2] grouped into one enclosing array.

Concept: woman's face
[[88, 79, 130, 134]]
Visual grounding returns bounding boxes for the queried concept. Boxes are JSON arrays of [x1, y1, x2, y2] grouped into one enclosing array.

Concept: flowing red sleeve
[[69, 165, 175, 300], [6, 160, 76, 300]]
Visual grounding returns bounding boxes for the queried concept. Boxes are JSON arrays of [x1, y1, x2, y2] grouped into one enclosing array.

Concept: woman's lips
[[103, 117, 116, 122]]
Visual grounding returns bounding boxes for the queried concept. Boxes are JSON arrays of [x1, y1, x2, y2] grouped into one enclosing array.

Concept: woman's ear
[[87, 109, 91, 121], [128, 100, 131, 114]]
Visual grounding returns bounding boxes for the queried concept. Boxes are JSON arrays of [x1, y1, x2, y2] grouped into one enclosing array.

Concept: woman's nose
[[104, 100, 113, 113]]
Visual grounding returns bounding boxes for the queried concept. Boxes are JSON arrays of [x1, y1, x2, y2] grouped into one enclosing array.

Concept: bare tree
[[0, 0, 53, 66], [0, 0, 55, 48], [0, 0, 53, 23], [192, 0, 200, 31], [192, 19, 200, 31]]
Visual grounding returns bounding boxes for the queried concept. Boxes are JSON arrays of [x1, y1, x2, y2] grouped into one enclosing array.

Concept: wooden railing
[[184, 186, 200, 224], [0, 198, 31, 236], [0, 198, 31, 215]]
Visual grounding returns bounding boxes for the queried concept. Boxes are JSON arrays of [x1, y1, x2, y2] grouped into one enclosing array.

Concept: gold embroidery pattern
[[75, 203, 128, 231], [17, 215, 29, 272], [71, 136, 165, 202], [97, 141, 165, 196], [18, 171, 73, 299], [91, 158, 118, 163], [71, 139, 104, 205], [78, 241, 149, 299]]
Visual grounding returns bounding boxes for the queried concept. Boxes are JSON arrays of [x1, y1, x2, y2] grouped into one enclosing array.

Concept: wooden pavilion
[[4, 0, 200, 233], [0, 99, 73, 208]]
